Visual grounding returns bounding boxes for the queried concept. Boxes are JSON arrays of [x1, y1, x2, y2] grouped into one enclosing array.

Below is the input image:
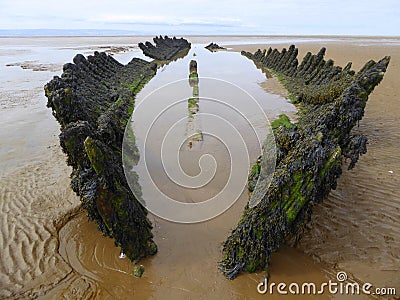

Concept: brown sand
[[46, 200, 336, 299], [0, 140, 80, 298], [259, 77, 289, 99], [229, 40, 400, 294]]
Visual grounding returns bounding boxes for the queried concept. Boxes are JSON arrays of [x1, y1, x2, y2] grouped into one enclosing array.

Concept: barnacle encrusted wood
[[139, 35, 191, 60], [219, 45, 390, 279], [45, 37, 191, 263]]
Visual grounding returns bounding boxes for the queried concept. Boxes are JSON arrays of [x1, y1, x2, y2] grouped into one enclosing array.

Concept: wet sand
[[229, 40, 400, 295], [0, 36, 398, 299], [0, 141, 81, 298]]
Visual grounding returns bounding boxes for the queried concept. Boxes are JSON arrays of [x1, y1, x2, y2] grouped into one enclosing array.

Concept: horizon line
[[0, 30, 400, 39]]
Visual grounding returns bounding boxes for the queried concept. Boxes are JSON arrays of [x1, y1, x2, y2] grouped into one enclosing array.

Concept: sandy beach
[[0, 36, 399, 299]]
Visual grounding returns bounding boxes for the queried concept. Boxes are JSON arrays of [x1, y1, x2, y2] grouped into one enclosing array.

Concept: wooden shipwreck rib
[[205, 42, 226, 52], [218, 45, 390, 279], [45, 37, 191, 263], [138, 35, 191, 60]]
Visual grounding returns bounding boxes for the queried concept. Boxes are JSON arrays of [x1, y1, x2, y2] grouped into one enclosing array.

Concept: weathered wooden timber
[[219, 45, 390, 279]]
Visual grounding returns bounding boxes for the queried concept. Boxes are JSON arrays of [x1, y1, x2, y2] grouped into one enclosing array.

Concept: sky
[[0, 0, 399, 36]]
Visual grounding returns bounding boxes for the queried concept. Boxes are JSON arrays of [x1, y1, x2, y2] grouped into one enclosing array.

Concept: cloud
[[88, 15, 241, 27], [0, 0, 399, 35]]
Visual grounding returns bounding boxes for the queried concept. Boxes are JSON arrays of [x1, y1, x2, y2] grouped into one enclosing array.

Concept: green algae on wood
[[45, 37, 191, 264], [219, 45, 390, 280], [248, 157, 262, 193], [271, 114, 296, 131], [186, 60, 203, 147], [133, 265, 145, 278]]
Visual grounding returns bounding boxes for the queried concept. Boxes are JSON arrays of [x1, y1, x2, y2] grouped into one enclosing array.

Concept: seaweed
[[219, 45, 390, 279], [45, 37, 191, 263], [139, 35, 191, 60]]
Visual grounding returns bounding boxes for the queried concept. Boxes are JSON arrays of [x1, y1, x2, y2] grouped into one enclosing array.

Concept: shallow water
[[50, 43, 335, 299], [126, 45, 295, 222]]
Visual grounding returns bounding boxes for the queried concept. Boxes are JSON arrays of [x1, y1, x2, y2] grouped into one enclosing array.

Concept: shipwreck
[[218, 45, 390, 279], [44, 37, 389, 279]]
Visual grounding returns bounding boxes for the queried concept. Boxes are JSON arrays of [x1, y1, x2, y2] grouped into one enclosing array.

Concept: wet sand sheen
[[53, 202, 334, 299], [0, 144, 80, 298], [0, 36, 398, 299]]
